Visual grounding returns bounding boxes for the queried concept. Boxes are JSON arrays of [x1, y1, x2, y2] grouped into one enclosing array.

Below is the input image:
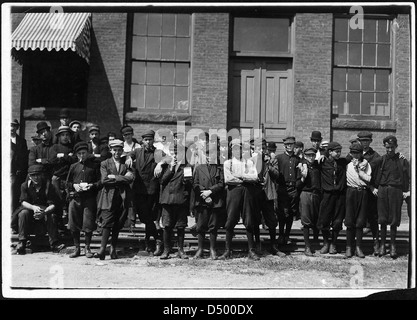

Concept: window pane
[[146, 62, 160, 85], [347, 68, 360, 90], [362, 69, 374, 91], [160, 86, 174, 109], [175, 87, 189, 110], [161, 63, 175, 85], [378, 19, 390, 42], [132, 61, 145, 84], [377, 44, 390, 67], [334, 18, 348, 41], [147, 37, 161, 59], [363, 43, 376, 66], [376, 92, 390, 116], [332, 91, 346, 114], [347, 92, 360, 114], [175, 63, 189, 86], [334, 43, 347, 65], [133, 13, 147, 35], [333, 68, 346, 91], [162, 14, 176, 36], [131, 85, 145, 109], [348, 43, 362, 65], [148, 14, 162, 36], [364, 19, 376, 42], [176, 14, 190, 36], [176, 38, 190, 60], [145, 86, 160, 109], [132, 36, 146, 59], [161, 37, 175, 60], [349, 26, 362, 42], [233, 17, 290, 53], [361, 92, 374, 115], [376, 69, 389, 91]]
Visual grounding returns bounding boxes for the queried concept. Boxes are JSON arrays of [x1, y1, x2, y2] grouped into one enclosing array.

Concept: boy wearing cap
[[317, 142, 348, 254], [52, 108, 73, 144], [28, 122, 55, 178], [159, 144, 193, 260], [298, 147, 321, 256], [11, 119, 28, 211], [126, 129, 171, 255], [276, 136, 301, 246], [11, 165, 64, 254], [96, 139, 135, 260], [66, 142, 101, 258], [373, 135, 410, 259], [87, 125, 111, 163], [345, 143, 372, 258], [220, 138, 261, 260], [121, 125, 141, 155], [192, 143, 226, 259]]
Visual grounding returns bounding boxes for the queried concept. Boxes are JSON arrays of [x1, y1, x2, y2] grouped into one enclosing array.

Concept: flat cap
[[383, 135, 397, 145], [357, 131, 373, 140], [349, 134, 359, 144], [55, 125, 71, 136], [88, 125, 100, 133], [141, 129, 155, 139], [294, 141, 304, 148], [109, 139, 124, 149], [283, 136, 296, 144], [304, 147, 317, 155], [121, 125, 134, 135], [74, 142, 89, 153], [320, 140, 329, 149], [11, 119, 20, 126], [327, 142, 342, 151], [28, 164, 44, 174], [349, 143, 364, 153], [69, 120, 82, 128]]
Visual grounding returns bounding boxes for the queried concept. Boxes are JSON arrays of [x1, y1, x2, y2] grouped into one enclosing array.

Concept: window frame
[[125, 12, 192, 115], [331, 14, 395, 120]]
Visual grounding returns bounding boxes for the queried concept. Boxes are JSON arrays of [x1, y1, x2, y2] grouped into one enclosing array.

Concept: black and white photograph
[[2, 1, 415, 302]]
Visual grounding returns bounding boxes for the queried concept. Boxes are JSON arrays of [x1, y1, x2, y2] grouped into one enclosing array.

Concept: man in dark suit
[[11, 119, 28, 211], [126, 129, 170, 255], [95, 139, 135, 260], [28, 121, 55, 178]]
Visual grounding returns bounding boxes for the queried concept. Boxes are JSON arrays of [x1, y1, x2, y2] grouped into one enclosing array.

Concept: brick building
[[9, 4, 413, 159]]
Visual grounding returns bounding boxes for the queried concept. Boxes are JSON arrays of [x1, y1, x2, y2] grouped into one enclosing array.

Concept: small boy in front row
[[66, 142, 101, 258], [373, 135, 410, 259]]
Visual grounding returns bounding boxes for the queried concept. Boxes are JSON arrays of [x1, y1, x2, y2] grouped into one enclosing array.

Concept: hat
[[327, 142, 342, 151], [28, 164, 44, 174], [69, 120, 82, 128], [357, 131, 373, 140], [294, 141, 304, 148], [142, 129, 155, 139], [120, 125, 134, 135], [304, 147, 317, 155], [349, 143, 364, 153], [267, 142, 277, 151], [55, 125, 71, 136], [88, 125, 100, 133], [283, 136, 296, 144], [109, 139, 124, 149], [349, 134, 359, 144], [229, 138, 242, 148], [383, 135, 397, 145], [320, 140, 329, 149], [36, 121, 51, 133], [59, 108, 71, 119], [74, 142, 89, 153], [310, 131, 322, 141], [11, 119, 20, 126]]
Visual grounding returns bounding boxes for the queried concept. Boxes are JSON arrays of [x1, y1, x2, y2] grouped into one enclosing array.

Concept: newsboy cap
[[69, 120, 82, 128], [349, 134, 359, 144], [310, 131, 322, 141], [383, 135, 397, 145], [267, 142, 277, 151], [141, 130, 155, 139], [120, 125, 134, 135], [357, 131, 373, 140], [11, 119, 20, 126], [88, 125, 100, 133], [55, 126, 71, 136], [327, 142, 342, 151], [283, 136, 296, 144], [304, 147, 317, 155], [294, 141, 304, 148], [109, 139, 124, 149], [36, 121, 51, 133], [74, 142, 89, 153], [349, 143, 364, 153], [28, 164, 44, 174], [320, 140, 329, 149]]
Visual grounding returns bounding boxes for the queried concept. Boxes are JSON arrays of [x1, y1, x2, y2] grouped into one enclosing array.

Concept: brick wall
[[191, 13, 229, 132], [86, 13, 127, 137], [293, 13, 333, 145]]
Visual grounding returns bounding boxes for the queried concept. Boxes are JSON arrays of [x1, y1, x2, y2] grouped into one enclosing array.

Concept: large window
[[129, 13, 191, 112], [332, 16, 392, 118]]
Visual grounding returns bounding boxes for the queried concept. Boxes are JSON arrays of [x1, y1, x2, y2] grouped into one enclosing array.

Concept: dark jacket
[[28, 139, 55, 176], [374, 153, 410, 192], [50, 143, 77, 178], [11, 134, 28, 176], [193, 164, 225, 209], [160, 163, 192, 206], [88, 140, 111, 163]]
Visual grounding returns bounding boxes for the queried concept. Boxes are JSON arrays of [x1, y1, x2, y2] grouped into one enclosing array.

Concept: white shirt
[[346, 159, 371, 188], [223, 157, 258, 185]]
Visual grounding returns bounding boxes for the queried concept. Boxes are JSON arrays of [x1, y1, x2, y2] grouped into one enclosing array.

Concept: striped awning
[[11, 12, 92, 64]]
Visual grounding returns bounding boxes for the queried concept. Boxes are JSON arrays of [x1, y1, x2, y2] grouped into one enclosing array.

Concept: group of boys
[[11, 113, 410, 261]]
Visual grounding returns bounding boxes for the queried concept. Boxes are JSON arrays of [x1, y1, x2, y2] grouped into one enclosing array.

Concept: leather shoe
[[85, 249, 94, 258], [271, 244, 286, 257], [329, 243, 337, 254], [319, 243, 330, 254], [248, 249, 260, 260], [304, 246, 314, 257], [210, 249, 218, 260], [390, 244, 397, 259], [373, 240, 380, 256], [69, 247, 81, 258], [110, 249, 118, 260], [193, 249, 204, 259], [345, 246, 353, 258], [154, 240, 164, 256], [160, 250, 170, 260], [379, 244, 386, 257], [355, 246, 365, 258], [94, 252, 105, 260], [219, 250, 232, 260], [177, 250, 189, 259]]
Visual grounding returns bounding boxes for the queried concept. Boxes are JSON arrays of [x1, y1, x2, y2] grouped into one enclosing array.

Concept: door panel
[[229, 60, 292, 143]]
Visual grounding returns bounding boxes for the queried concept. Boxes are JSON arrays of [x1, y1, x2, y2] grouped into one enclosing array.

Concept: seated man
[[11, 165, 65, 254]]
